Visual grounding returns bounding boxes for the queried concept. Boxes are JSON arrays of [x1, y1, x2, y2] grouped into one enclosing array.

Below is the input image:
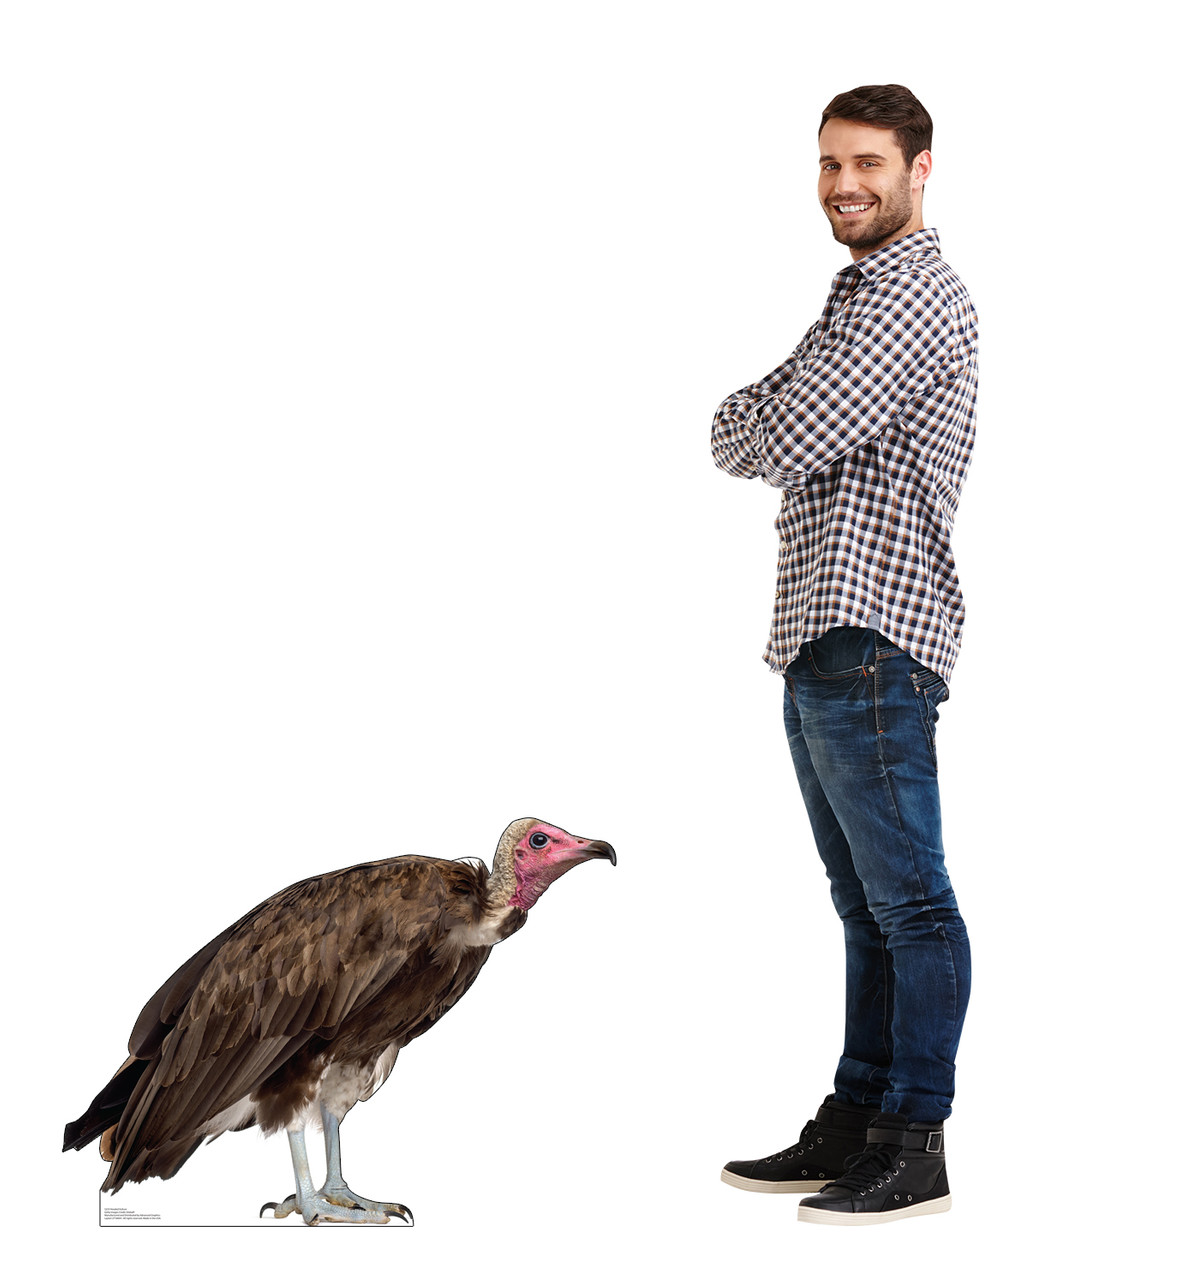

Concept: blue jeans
[[783, 627, 970, 1124]]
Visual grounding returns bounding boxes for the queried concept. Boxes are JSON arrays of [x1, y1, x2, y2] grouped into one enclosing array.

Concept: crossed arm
[[711, 275, 960, 489]]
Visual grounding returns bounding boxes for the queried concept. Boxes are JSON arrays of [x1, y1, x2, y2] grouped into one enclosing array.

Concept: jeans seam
[[874, 728, 929, 910], [872, 719, 963, 1116]]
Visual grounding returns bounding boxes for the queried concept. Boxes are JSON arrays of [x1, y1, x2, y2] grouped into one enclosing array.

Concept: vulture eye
[[528, 832, 550, 849]]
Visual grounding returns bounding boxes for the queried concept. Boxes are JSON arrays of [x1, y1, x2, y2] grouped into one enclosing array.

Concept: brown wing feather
[[86, 856, 492, 1190]]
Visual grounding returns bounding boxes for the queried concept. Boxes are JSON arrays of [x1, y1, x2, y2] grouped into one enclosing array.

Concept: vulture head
[[488, 817, 617, 913]]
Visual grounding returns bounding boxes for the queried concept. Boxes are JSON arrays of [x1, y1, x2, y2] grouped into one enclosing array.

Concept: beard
[[825, 184, 915, 252]]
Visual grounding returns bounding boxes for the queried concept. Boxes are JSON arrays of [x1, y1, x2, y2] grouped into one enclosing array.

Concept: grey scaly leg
[[315, 1103, 413, 1224], [259, 1122, 411, 1225]]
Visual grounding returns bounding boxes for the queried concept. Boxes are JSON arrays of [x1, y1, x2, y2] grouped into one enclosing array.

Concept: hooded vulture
[[63, 817, 615, 1224]]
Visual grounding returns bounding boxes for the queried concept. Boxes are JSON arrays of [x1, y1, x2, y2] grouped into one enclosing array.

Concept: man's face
[[817, 118, 929, 260]]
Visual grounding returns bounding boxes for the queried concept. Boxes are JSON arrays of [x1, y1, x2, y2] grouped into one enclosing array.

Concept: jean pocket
[[806, 626, 876, 680], [909, 667, 948, 770]]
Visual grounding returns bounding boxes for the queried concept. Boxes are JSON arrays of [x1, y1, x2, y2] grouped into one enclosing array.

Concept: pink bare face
[[508, 822, 616, 911]]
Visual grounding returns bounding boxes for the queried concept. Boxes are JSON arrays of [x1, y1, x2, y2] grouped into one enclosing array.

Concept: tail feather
[[63, 1055, 149, 1154], [101, 1133, 206, 1191]]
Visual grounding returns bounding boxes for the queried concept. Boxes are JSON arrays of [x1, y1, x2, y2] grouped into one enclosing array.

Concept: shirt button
[[775, 591, 782, 599]]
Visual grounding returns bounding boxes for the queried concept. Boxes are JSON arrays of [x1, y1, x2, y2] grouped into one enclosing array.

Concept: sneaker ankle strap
[[865, 1126, 944, 1153]]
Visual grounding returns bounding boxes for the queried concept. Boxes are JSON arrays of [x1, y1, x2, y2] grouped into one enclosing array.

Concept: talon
[[260, 1193, 300, 1220], [387, 1206, 414, 1224]]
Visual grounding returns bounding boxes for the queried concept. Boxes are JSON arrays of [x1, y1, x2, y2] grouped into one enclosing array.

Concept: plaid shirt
[[711, 228, 978, 684]]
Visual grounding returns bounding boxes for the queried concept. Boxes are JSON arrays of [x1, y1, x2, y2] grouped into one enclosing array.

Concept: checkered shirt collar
[[845, 227, 942, 283]]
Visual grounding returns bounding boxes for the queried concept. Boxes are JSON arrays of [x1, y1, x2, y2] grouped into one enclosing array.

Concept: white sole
[[796, 1194, 952, 1225], [721, 1169, 829, 1194]]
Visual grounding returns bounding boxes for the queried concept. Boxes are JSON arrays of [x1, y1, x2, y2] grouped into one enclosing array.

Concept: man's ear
[[910, 149, 932, 192]]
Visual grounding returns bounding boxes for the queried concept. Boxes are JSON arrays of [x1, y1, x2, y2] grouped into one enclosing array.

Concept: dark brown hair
[[819, 84, 933, 169]]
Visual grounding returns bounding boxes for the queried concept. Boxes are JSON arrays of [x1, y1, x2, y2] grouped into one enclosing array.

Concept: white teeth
[[837, 203, 872, 213]]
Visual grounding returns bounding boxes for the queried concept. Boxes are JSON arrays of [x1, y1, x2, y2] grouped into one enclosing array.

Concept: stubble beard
[[826, 184, 914, 253]]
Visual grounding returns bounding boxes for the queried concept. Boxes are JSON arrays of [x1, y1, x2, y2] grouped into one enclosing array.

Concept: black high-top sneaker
[[795, 1113, 951, 1224], [721, 1096, 877, 1194]]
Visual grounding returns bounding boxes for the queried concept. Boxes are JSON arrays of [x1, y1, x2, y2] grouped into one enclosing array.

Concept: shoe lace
[[822, 1143, 899, 1192], [765, 1118, 818, 1162]]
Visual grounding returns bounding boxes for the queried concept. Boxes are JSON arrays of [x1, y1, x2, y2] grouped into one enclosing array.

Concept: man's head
[[817, 84, 933, 261]]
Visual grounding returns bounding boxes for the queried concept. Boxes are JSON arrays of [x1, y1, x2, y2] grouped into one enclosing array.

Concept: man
[[711, 84, 976, 1225]]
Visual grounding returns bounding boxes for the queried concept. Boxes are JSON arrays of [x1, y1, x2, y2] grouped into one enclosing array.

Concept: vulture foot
[[260, 1186, 413, 1226]]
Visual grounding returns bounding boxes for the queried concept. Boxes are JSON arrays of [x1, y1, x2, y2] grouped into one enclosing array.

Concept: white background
[[5, 0, 1191, 1274]]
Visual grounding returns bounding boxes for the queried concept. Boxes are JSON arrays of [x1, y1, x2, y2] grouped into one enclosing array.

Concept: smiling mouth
[[834, 202, 874, 214]]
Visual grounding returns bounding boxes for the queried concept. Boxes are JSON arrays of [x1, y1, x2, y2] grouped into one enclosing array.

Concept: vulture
[[63, 817, 615, 1225]]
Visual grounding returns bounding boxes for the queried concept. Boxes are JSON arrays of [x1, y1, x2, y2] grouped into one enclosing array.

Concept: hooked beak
[[580, 839, 616, 867]]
